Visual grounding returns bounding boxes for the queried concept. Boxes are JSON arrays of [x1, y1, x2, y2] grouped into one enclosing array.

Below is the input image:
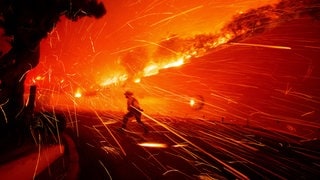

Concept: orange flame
[[162, 57, 184, 69], [143, 63, 159, 77], [82, 30, 235, 89], [100, 73, 128, 86]]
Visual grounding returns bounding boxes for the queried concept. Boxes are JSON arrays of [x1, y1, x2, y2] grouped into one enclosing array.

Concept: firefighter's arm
[[132, 99, 143, 111]]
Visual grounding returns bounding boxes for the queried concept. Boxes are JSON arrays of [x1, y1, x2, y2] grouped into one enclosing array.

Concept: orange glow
[[24, 0, 280, 92], [189, 99, 195, 107], [74, 88, 82, 98], [17, 0, 320, 141], [162, 57, 184, 69], [100, 73, 128, 87], [143, 57, 186, 77], [35, 76, 45, 81], [217, 35, 232, 48], [138, 142, 168, 148], [98, 55, 187, 86], [172, 144, 188, 148], [143, 64, 159, 77], [134, 78, 141, 83]]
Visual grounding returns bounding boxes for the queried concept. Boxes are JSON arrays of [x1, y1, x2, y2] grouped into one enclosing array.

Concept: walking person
[[120, 91, 148, 133]]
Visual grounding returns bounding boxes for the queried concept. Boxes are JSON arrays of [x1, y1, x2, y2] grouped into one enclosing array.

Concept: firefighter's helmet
[[124, 91, 133, 96]]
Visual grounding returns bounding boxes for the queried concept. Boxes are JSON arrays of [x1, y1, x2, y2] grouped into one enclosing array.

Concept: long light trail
[[139, 109, 249, 180], [230, 42, 292, 50]]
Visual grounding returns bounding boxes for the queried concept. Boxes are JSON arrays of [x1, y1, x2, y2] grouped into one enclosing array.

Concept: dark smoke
[[223, 0, 320, 42], [151, 0, 320, 60], [0, 0, 106, 145], [121, 47, 149, 79], [152, 34, 209, 60]]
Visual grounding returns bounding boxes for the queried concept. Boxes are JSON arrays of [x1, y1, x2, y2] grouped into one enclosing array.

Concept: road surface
[[65, 110, 320, 180]]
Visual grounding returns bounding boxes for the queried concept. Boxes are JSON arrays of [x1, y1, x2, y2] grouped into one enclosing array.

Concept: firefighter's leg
[[135, 112, 148, 133], [122, 112, 133, 129]]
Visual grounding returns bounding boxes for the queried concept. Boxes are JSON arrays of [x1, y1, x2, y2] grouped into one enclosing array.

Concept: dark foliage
[[0, 0, 106, 145]]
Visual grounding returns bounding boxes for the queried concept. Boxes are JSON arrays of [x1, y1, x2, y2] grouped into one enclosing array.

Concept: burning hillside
[[13, 0, 319, 139]]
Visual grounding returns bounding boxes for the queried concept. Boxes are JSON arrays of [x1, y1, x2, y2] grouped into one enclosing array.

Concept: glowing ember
[[172, 144, 188, 148], [35, 76, 45, 81], [74, 88, 82, 98], [189, 99, 196, 107], [138, 142, 168, 148], [134, 78, 141, 83]]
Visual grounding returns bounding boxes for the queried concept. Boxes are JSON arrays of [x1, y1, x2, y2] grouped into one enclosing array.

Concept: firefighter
[[120, 91, 148, 133]]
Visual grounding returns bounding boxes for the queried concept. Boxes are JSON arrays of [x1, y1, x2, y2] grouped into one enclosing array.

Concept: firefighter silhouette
[[120, 91, 148, 133]]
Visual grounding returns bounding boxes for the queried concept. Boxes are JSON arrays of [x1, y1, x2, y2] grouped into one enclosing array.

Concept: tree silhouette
[[0, 0, 106, 140]]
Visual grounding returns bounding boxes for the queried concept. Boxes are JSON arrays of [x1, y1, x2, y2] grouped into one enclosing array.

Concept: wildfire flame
[[26, 0, 319, 103], [98, 32, 233, 89], [100, 73, 128, 86]]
